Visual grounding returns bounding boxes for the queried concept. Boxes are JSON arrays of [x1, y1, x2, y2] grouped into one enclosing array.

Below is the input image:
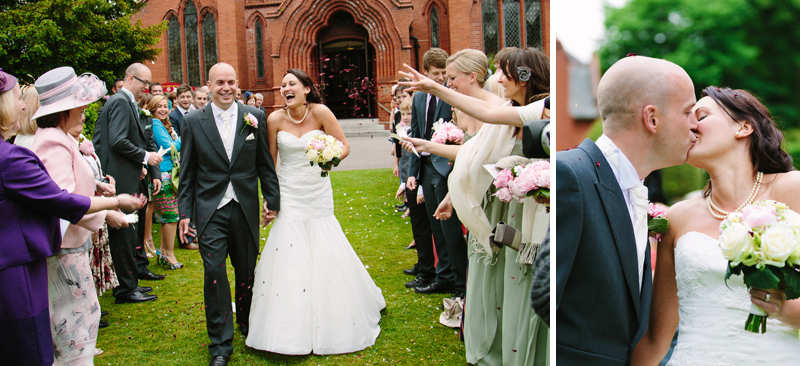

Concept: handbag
[[170, 143, 180, 194]]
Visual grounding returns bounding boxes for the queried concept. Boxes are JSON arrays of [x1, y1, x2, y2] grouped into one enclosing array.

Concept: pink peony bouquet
[[718, 200, 800, 333], [648, 203, 668, 242], [305, 134, 344, 178], [492, 160, 550, 207], [431, 119, 465, 145]]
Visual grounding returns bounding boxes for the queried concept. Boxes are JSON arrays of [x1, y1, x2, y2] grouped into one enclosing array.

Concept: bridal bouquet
[[492, 160, 550, 208], [305, 134, 344, 178], [431, 119, 465, 145], [718, 200, 800, 333]]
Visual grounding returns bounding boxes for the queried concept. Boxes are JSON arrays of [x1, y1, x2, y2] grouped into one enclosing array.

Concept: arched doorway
[[317, 11, 376, 119]]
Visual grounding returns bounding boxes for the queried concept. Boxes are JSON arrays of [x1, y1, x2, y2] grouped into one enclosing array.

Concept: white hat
[[32, 66, 107, 120]]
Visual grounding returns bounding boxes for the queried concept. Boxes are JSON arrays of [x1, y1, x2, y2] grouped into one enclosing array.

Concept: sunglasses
[[132, 75, 151, 87]]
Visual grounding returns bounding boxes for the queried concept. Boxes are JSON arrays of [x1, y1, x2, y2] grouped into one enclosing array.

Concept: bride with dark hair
[[245, 69, 385, 355]]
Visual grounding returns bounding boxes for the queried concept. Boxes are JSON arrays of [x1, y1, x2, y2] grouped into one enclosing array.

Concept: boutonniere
[[648, 203, 668, 242], [240, 113, 258, 135], [140, 109, 151, 119]]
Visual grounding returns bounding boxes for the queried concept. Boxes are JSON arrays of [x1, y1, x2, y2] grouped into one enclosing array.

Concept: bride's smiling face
[[281, 73, 310, 108], [687, 96, 743, 164]]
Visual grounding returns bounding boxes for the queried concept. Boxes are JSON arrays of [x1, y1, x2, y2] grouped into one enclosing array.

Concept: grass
[[96, 168, 467, 365]]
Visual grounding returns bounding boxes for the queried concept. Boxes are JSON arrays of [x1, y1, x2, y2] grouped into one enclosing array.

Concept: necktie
[[631, 182, 649, 288], [425, 95, 437, 140]]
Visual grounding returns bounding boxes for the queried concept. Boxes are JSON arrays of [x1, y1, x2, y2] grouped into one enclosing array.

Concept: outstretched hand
[[433, 194, 453, 220], [117, 194, 147, 212], [397, 64, 437, 94]]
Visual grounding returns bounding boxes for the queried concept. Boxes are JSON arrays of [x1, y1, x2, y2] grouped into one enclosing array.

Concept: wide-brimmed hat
[[32, 66, 106, 120], [0, 68, 18, 93]]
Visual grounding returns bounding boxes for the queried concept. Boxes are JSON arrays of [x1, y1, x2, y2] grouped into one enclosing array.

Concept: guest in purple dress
[[0, 68, 147, 366]]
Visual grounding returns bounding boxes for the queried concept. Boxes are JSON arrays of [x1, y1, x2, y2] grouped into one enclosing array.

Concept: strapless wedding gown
[[245, 130, 385, 355], [668, 232, 800, 365]]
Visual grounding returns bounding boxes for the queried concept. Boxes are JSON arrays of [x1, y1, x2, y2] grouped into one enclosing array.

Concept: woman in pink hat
[[30, 66, 135, 364], [0, 67, 146, 365]]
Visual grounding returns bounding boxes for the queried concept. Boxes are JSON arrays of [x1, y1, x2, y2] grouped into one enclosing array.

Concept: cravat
[[425, 95, 437, 140], [220, 111, 231, 145], [631, 182, 649, 289]]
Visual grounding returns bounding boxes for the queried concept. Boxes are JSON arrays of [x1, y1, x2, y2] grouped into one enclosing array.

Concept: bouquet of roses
[[305, 134, 344, 178], [431, 119, 465, 145], [718, 200, 800, 333], [648, 203, 668, 242], [492, 160, 550, 208]]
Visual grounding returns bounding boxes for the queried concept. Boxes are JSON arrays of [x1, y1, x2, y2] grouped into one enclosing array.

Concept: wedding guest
[[193, 86, 210, 110], [144, 95, 184, 269], [484, 47, 518, 98], [0, 67, 145, 366], [111, 78, 124, 94], [169, 84, 194, 136], [246, 94, 257, 107], [12, 84, 39, 149], [150, 82, 164, 96], [254, 92, 265, 112]]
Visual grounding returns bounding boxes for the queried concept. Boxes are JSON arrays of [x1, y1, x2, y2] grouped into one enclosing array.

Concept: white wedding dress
[[668, 231, 800, 365], [245, 130, 385, 355]]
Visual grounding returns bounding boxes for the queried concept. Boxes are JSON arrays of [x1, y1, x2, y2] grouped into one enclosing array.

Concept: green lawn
[[95, 168, 467, 365]]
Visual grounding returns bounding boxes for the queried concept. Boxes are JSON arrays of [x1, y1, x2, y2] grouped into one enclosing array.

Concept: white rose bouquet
[[305, 134, 344, 178], [718, 200, 800, 333]]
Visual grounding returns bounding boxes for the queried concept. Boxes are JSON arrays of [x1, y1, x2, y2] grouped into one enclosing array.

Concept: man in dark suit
[[178, 63, 279, 366], [168, 84, 194, 137], [405, 48, 467, 298], [93, 63, 164, 303], [556, 56, 698, 365]]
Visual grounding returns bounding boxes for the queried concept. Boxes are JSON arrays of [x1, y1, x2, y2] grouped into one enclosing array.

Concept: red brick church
[[132, 0, 550, 121]]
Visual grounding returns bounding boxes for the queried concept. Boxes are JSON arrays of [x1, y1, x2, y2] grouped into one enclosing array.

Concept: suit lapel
[[582, 139, 642, 319], [230, 103, 247, 166], [198, 106, 230, 164], [127, 97, 147, 139]]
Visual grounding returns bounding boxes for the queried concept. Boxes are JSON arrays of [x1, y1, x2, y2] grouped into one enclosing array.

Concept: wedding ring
[[765, 293, 771, 303]]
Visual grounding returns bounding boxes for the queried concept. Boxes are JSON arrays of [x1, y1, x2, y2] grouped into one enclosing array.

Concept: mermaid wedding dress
[[667, 231, 800, 365], [245, 130, 385, 355]]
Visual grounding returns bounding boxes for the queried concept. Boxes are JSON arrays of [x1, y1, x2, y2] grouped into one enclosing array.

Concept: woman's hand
[[105, 209, 129, 229], [750, 288, 787, 318], [116, 194, 147, 212], [96, 179, 115, 197], [398, 63, 438, 94], [395, 186, 406, 202], [433, 194, 454, 220], [401, 136, 428, 154]]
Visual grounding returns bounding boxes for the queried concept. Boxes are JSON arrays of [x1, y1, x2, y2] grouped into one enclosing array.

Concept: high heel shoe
[[145, 239, 156, 258], [157, 250, 184, 270]]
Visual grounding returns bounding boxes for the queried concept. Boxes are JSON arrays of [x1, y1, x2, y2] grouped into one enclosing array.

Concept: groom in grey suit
[[178, 63, 279, 366], [556, 56, 698, 365]]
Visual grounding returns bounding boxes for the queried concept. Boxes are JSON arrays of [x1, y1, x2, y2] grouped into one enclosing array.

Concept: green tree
[[599, 0, 800, 126], [0, 0, 166, 85]]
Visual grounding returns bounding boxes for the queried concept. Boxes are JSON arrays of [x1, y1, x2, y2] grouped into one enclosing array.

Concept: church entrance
[[318, 11, 376, 119]]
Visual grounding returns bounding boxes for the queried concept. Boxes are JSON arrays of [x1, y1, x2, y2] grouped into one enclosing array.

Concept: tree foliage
[[0, 0, 166, 85], [599, 0, 800, 126]]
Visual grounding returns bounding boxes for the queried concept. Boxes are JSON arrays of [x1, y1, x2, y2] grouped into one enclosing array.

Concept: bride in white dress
[[633, 87, 800, 365], [245, 69, 385, 355]]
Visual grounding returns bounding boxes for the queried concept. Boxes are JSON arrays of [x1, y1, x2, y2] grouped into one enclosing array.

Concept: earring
[[735, 131, 741, 137]]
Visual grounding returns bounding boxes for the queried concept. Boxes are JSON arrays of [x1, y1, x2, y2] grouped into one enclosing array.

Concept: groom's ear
[[641, 104, 659, 134]]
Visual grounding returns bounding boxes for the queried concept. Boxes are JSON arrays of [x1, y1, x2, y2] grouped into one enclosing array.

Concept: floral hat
[[32, 66, 107, 120], [0, 68, 18, 93]]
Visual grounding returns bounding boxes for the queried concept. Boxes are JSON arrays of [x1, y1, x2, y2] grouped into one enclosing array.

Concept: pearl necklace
[[287, 104, 309, 124], [706, 171, 763, 220]]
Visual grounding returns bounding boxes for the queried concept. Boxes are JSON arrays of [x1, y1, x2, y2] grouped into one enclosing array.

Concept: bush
[[82, 100, 102, 140]]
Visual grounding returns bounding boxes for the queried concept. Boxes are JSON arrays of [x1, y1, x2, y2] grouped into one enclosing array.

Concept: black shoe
[[403, 265, 420, 276], [100, 311, 109, 317], [115, 291, 158, 304], [137, 286, 153, 294], [239, 323, 249, 337], [139, 272, 166, 281], [99, 320, 109, 328], [209, 355, 229, 366], [395, 205, 407, 212], [415, 282, 457, 294], [405, 276, 432, 288], [395, 203, 405, 209]]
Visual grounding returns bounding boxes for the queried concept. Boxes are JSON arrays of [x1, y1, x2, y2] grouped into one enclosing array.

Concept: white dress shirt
[[210, 102, 239, 209], [595, 134, 648, 290]]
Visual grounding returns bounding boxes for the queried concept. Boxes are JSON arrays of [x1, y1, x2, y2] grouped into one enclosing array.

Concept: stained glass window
[[168, 15, 182, 83], [430, 6, 440, 48], [184, 1, 200, 86], [482, 0, 499, 55], [255, 19, 264, 79], [202, 13, 218, 83], [504, 0, 521, 48]]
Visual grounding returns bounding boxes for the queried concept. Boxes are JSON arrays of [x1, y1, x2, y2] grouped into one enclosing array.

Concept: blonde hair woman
[[12, 84, 40, 148]]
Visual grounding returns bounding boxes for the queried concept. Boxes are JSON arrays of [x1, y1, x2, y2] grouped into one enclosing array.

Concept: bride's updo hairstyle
[[284, 69, 323, 104], [498, 47, 549, 106], [703, 86, 793, 174], [446, 49, 489, 88]]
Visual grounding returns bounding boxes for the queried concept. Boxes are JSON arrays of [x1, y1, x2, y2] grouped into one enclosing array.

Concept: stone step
[[338, 118, 391, 138]]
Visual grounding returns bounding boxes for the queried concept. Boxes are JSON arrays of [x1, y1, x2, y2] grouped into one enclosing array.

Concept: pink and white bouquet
[[718, 200, 800, 333], [492, 160, 550, 208], [648, 203, 668, 242], [431, 119, 465, 145], [305, 134, 344, 178]]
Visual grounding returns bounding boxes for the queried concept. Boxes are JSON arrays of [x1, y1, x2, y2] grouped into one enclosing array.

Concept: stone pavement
[[337, 118, 395, 171]]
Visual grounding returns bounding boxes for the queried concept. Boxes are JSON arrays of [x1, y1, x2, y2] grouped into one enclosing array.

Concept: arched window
[[184, 1, 201, 86], [482, 0, 499, 56], [202, 13, 218, 81], [503, 0, 521, 48], [168, 15, 182, 83], [525, 0, 543, 49], [255, 19, 265, 79], [430, 6, 440, 48]]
